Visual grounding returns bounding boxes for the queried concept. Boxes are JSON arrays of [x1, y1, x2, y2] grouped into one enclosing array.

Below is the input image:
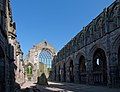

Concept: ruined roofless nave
[[0, 0, 120, 92]]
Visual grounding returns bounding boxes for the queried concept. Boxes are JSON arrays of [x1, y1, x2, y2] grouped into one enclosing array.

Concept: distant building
[[52, 0, 120, 87]]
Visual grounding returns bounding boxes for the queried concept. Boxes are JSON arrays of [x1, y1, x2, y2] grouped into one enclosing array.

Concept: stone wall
[[52, 0, 120, 87], [24, 41, 56, 83], [0, 0, 17, 91]]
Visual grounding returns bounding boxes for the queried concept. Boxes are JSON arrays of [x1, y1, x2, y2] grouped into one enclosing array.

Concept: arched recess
[[93, 48, 107, 85], [25, 63, 33, 81], [79, 55, 86, 84], [0, 46, 5, 92], [69, 60, 74, 83]]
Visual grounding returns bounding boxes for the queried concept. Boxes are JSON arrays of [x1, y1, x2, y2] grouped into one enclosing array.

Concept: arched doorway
[[0, 46, 5, 92], [79, 55, 86, 84], [69, 60, 74, 83], [63, 63, 66, 82], [26, 64, 33, 81], [93, 48, 107, 85]]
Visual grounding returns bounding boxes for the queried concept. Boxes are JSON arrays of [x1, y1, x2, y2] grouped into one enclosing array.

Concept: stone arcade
[[52, 0, 120, 87], [0, 0, 120, 91]]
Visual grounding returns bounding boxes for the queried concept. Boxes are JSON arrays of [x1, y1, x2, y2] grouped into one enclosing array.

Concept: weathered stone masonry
[[24, 41, 56, 82], [52, 0, 120, 87], [0, 0, 24, 92], [0, 0, 15, 92]]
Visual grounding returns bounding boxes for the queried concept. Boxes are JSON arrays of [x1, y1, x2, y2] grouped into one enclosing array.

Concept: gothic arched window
[[27, 65, 32, 75], [39, 49, 52, 68]]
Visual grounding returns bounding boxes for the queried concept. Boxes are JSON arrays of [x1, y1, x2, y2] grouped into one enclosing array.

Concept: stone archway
[[93, 48, 107, 85], [0, 46, 5, 92], [24, 41, 56, 82], [69, 60, 74, 83], [25, 63, 33, 81], [79, 55, 86, 84]]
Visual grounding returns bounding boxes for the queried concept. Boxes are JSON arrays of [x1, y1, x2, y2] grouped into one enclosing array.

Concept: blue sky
[[11, 0, 114, 56]]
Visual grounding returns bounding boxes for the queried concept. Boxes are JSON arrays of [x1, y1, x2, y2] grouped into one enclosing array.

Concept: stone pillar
[[35, 69, 38, 82], [56, 66, 59, 82], [109, 53, 118, 87], [74, 63, 80, 83], [87, 60, 94, 85], [109, 65, 118, 87], [5, 60, 10, 92], [66, 65, 70, 82], [52, 66, 56, 81], [25, 72, 28, 82], [61, 64, 64, 82]]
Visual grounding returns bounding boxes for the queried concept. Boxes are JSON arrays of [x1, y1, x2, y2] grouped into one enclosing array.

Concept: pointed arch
[[79, 55, 86, 84], [24, 62, 34, 81], [24, 41, 56, 81], [92, 48, 107, 85]]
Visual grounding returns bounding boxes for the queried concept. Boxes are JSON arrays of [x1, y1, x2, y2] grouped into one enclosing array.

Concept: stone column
[[52, 66, 56, 81], [74, 63, 80, 83], [109, 52, 118, 87], [87, 60, 94, 85], [61, 64, 64, 82], [56, 66, 59, 82], [66, 65, 70, 82]]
